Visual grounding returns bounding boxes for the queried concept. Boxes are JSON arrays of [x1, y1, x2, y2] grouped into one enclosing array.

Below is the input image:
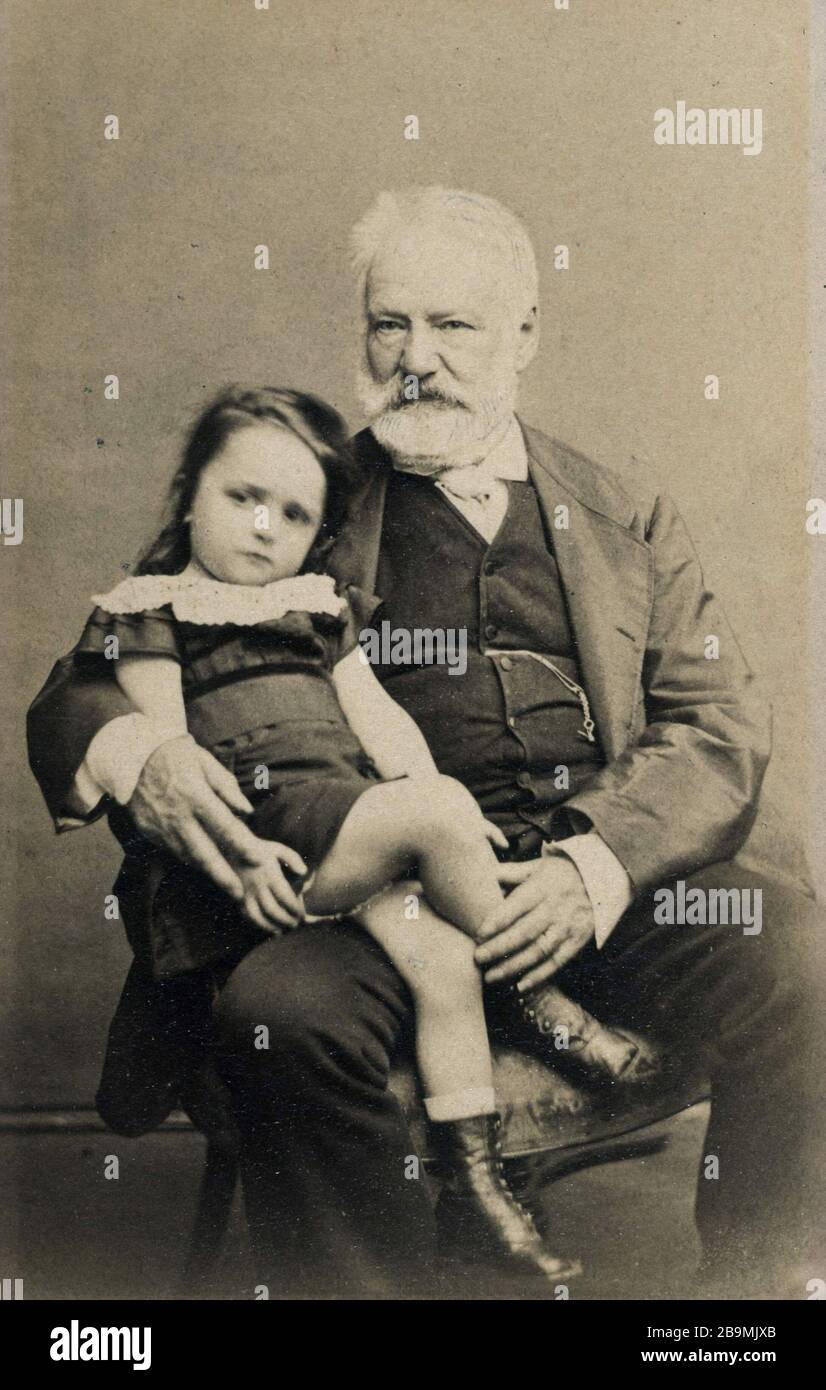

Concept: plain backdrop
[[1, 0, 811, 1106]]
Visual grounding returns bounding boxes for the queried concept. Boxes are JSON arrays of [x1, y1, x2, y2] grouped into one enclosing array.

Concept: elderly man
[[28, 187, 823, 1299]]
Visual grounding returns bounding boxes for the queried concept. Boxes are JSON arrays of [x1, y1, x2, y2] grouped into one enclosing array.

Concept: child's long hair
[[136, 386, 360, 577]]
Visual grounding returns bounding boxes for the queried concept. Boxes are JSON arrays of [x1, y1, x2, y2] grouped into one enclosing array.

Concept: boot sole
[[437, 1243, 583, 1284]]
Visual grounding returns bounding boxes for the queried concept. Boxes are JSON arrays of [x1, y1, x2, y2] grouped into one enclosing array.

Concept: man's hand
[[474, 853, 595, 990], [128, 735, 282, 904], [237, 840, 309, 932]]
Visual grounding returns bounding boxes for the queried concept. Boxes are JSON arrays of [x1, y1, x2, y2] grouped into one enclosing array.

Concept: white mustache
[[377, 381, 465, 411], [395, 391, 466, 409], [354, 355, 520, 467]]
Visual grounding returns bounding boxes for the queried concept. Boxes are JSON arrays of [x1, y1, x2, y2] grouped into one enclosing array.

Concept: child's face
[[188, 422, 327, 585]]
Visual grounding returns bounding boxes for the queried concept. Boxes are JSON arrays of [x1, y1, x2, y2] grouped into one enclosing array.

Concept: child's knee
[[401, 774, 482, 842], [432, 774, 480, 821]]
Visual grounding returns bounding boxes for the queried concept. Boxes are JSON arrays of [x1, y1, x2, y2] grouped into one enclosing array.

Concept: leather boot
[[512, 982, 661, 1087], [432, 1112, 581, 1283]]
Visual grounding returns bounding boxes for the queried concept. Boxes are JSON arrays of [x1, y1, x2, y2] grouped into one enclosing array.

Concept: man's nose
[[400, 325, 440, 380]]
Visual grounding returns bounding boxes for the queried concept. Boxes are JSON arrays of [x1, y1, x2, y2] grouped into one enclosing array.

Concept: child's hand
[[237, 840, 308, 932], [482, 818, 509, 850]]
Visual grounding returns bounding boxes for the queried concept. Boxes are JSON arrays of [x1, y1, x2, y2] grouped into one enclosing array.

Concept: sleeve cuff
[[542, 831, 633, 948], [71, 713, 187, 815]]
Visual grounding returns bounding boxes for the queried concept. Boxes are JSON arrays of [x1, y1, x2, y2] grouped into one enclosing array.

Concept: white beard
[[355, 359, 520, 471]]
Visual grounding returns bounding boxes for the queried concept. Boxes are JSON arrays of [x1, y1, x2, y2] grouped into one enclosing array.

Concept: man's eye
[[439, 320, 472, 331], [374, 320, 403, 334]]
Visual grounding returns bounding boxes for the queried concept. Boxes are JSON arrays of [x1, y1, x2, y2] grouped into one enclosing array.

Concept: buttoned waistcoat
[[327, 421, 808, 895]]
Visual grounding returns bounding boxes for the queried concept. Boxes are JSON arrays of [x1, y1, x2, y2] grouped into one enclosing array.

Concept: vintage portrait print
[[3, 0, 825, 1325]]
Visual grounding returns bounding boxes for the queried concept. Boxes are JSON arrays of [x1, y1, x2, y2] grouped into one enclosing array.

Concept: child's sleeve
[[74, 605, 188, 730], [74, 604, 184, 666]]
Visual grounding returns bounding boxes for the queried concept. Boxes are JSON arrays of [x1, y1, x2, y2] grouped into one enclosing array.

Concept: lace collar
[[91, 568, 346, 627]]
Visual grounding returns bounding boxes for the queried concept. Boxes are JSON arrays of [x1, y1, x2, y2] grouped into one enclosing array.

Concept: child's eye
[[284, 504, 311, 524], [227, 488, 251, 504]]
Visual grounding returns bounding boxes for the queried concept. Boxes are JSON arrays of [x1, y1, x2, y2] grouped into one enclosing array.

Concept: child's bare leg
[[304, 774, 502, 935], [359, 885, 581, 1281], [305, 775, 647, 1085], [357, 882, 494, 1117]]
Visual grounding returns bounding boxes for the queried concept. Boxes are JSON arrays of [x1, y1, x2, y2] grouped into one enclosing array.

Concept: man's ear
[[515, 306, 539, 372]]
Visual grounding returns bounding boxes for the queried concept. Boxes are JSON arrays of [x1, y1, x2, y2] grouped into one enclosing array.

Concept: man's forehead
[[365, 226, 510, 316]]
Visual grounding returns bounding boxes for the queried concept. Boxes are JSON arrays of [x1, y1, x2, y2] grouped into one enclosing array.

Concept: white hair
[[349, 186, 539, 321]]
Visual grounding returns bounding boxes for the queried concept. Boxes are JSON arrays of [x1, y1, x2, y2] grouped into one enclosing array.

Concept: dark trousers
[[212, 859, 825, 1297]]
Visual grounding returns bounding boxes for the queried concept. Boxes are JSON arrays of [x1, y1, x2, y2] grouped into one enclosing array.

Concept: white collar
[[91, 567, 346, 627], [431, 416, 529, 501]]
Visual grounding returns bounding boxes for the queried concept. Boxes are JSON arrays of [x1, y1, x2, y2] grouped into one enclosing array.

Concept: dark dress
[[75, 579, 384, 981]]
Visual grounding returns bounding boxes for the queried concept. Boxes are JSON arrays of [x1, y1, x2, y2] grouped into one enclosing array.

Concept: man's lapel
[[523, 424, 652, 760]]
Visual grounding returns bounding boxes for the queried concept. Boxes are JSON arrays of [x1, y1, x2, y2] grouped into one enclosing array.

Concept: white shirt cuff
[[542, 831, 633, 948], [71, 713, 187, 814]]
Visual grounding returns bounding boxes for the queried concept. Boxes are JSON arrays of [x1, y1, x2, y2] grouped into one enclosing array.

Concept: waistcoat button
[[485, 623, 499, 641], [516, 772, 532, 789]]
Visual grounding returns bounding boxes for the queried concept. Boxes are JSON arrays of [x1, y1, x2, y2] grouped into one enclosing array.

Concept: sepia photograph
[[3, 0, 825, 1350]]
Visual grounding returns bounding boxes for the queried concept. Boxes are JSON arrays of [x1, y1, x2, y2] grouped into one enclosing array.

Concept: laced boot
[[432, 1112, 582, 1283], [513, 982, 661, 1087]]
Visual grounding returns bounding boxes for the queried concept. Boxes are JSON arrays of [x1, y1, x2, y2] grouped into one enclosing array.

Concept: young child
[[77, 386, 634, 1283]]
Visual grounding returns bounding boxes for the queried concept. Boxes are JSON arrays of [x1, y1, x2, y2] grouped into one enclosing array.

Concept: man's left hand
[[474, 854, 595, 990]]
